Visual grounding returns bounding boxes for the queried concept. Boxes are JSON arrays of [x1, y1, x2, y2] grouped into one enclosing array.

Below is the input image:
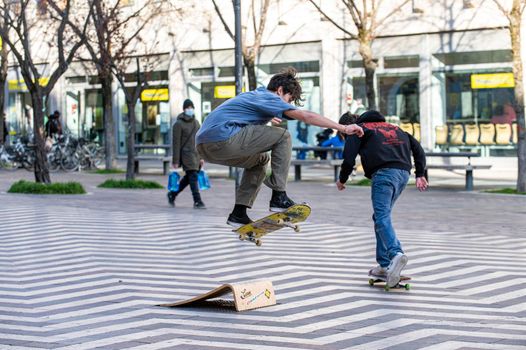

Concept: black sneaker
[[227, 213, 252, 228], [194, 201, 206, 209], [167, 191, 176, 207], [269, 192, 296, 212]]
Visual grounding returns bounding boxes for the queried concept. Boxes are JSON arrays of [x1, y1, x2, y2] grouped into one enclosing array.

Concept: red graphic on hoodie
[[363, 122, 405, 146]]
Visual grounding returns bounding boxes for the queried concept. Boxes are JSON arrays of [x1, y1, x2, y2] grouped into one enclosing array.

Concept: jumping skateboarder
[[336, 111, 428, 287], [196, 67, 364, 227]]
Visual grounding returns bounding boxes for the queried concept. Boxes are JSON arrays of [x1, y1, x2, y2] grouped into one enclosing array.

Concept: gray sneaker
[[368, 265, 387, 277], [386, 253, 408, 287]]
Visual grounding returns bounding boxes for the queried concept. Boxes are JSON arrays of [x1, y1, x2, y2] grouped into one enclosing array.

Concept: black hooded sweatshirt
[[339, 111, 426, 183]]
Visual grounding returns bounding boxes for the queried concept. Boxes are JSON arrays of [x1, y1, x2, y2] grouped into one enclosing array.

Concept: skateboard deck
[[234, 204, 311, 246], [368, 274, 412, 291]]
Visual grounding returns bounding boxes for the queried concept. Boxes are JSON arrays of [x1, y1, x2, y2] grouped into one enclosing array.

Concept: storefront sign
[[214, 85, 236, 99], [471, 73, 515, 89], [141, 88, 169, 102], [8, 78, 49, 91]]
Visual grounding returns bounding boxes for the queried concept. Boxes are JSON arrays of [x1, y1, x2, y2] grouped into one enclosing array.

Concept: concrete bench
[[134, 156, 171, 175], [291, 159, 343, 181], [425, 164, 492, 191]]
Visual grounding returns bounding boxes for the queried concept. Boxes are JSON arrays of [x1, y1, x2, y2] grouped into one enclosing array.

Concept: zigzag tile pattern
[[0, 205, 525, 349]]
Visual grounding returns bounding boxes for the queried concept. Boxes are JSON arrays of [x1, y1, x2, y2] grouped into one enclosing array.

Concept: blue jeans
[[371, 168, 410, 268]]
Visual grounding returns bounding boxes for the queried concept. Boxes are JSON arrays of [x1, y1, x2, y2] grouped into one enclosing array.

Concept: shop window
[[445, 72, 516, 124], [434, 50, 512, 66], [123, 71, 168, 83], [190, 67, 214, 77], [378, 76, 419, 123], [347, 60, 363, 68], [384, 56, 419, 69], [218, 66, 235, 77], [258, 61, 319, 74], [88, 76, 101, 85], [85, 90, 103, 143], [347, 58, 379, 69], [349, 77, 368, 109], [66, 76, 87, 84]]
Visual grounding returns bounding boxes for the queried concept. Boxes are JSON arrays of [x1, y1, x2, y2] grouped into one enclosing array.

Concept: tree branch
[[211, 0, 235, 41], [308, 0, 357, 38]]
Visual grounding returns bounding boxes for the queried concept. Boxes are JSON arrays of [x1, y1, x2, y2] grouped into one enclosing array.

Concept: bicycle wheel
[[61, 152, 79, 172], [21, 151, 35, 171], [92, 149, 105, 169], [0, 155, 20, 171], [47, 152, 61, 172]]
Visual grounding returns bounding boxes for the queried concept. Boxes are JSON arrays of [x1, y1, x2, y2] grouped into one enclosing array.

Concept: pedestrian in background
[[167, 99, 206, 209]]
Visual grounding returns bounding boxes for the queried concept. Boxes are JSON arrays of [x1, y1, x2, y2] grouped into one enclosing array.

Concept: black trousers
[[172, 170, 201, 202]]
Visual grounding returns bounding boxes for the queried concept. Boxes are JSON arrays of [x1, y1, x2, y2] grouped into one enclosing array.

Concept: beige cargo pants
[[197, 125, 291, 207]]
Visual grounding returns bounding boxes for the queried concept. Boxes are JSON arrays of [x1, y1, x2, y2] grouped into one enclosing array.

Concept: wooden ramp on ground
[[159, 280, 276, 312]]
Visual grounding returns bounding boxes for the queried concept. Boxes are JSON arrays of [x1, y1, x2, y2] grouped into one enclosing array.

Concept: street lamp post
[[234, 0, 242, 188]]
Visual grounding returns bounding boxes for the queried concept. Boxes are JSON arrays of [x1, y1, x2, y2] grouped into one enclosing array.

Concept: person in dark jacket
[[336, 110, 428, 288], [167, 99, 206, 209], [45, 110, 63, 138]]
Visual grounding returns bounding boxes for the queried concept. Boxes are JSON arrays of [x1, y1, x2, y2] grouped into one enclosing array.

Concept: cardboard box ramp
[[159, 280, 276, 312]]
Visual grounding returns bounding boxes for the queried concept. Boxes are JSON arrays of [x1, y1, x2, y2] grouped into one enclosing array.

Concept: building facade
[[3, 0, 522, 157]]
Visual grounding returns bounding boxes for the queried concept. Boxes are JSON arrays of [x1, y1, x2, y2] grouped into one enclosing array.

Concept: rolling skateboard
[[234, 204, 311, 246], [368, 274, 412, 291]]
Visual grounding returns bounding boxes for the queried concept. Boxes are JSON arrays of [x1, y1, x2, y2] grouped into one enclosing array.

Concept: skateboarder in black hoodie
[[336, 110, 428, 287]]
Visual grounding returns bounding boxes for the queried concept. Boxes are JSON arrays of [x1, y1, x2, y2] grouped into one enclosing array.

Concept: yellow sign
[[214, 85, 237, 99], [8, 78, 49, 91], [141, 88, 169, 102], [471, 73, 515, 89]]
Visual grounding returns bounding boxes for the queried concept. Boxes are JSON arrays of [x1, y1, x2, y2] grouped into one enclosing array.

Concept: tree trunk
[[101, 74, 116, 170], [244, 55, 257, 91], [359, 38, 377, 110], [0, 42, 7, 144], [509, 7, 526, 192], [31, 91, 51, 184], [125, 102, 136, 181]]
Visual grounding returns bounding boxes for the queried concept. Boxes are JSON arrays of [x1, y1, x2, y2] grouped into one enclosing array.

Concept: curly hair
[[267, 67, 304, 106], [339, 112, 359, 125]]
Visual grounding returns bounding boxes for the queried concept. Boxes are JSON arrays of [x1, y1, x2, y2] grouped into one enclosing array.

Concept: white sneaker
[[386, 253, 408, 287], [368, 265, 387, 277]]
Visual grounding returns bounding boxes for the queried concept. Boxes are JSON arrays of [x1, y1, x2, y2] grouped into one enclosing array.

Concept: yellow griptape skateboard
[[234, 204, 311, 246]]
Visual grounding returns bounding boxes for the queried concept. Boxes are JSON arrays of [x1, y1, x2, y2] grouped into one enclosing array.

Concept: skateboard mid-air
[[234, 204, 311, 246]]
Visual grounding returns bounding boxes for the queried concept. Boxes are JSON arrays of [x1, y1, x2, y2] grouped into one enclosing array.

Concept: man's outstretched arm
[[284, 109, 363, 137], [336, 136, 361, 191]]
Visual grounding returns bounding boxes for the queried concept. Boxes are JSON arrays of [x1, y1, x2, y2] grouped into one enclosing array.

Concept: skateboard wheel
[[255, 239, 262, 246], [276, 219, 284, 225], [368, 279, 374, 286], [405, 284, 411, 290], [293, 225, 300, 232], [384, 285, 390, 292], [238, 235, 244, 241]]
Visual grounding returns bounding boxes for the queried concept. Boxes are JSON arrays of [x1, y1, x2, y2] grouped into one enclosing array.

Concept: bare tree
[[308, 0, 410, 110], [491, 0, 526, 192], [112, 57, 151, 180], [212, 0, 271, 90], [53, 0, 173, 175], [0, 0, 91, 183], [0, 11, 8, 144]]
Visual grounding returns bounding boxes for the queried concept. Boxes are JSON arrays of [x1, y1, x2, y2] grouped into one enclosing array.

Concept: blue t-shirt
[[196, 87, 297, 144]]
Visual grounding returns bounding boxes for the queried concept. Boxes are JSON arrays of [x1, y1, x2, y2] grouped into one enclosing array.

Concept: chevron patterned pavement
[[1, 196, 526, 350]]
